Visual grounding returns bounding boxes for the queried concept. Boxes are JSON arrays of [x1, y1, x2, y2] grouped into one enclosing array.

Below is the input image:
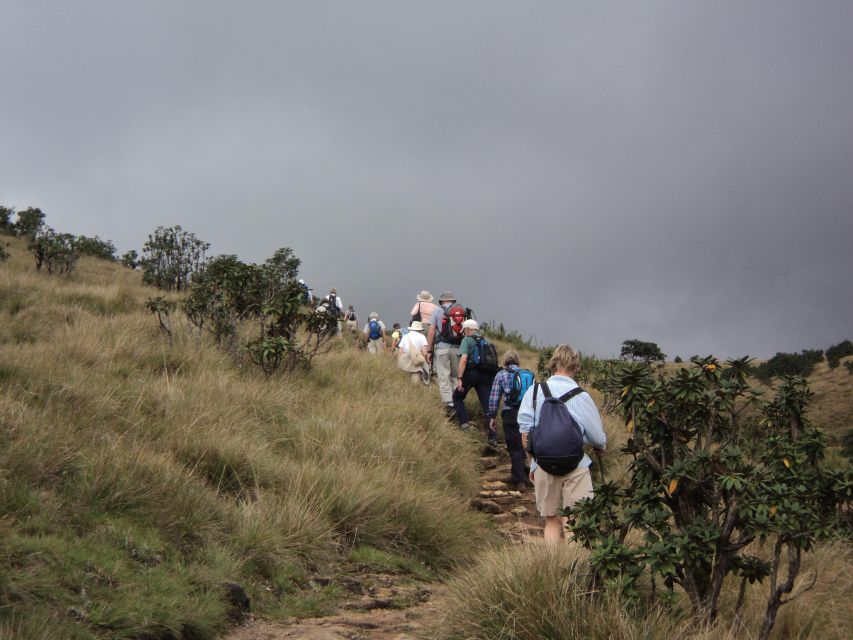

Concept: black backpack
[[470, 336, 499, 374], [327, 295, 340, 317], [528, 382, 586, 476], [437, 305, 474, 345]]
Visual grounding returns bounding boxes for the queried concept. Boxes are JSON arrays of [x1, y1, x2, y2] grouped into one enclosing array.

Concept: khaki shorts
[[533, 465, 593, 517]]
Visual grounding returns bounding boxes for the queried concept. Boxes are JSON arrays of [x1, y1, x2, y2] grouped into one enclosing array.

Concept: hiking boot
[[487, 435, 499, 449], [445, 405, 457, 418]]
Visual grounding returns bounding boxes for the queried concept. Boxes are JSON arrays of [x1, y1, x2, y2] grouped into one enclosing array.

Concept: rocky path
[[226, 453, 542, 640]]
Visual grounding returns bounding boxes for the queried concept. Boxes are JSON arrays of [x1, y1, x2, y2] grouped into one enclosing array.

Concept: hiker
[[363, 312, 386, 354], [390, 323, 404, 355], [518, 344, 607, 545], [452, 319, 499, 442], [427, 291, 465, 416], [396, 321, 430, 385], [487, 350, 535, 491], [298, 279, 314, 306], [410, 291, 438, 334], [327, 288, 343, 337], [344, 305, 358, 338]]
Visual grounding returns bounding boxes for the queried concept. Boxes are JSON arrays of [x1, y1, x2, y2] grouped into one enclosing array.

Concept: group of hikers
[[306, 285, 608, 545]]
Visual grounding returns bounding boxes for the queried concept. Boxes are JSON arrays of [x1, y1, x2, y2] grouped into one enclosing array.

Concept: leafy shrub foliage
[[621, 338, 666, 363], [121, 249, 139, 269], [753, 349, 824, 381], [0, 243, 7, 263], [29, 227, 78, 274], [826, 340, 853, 369], [141, 225, 209, 291], [577, 357, 851, 640], [12, 207, 45, 238], [0, 206, 13, 234], [183, 248, 337, 373], [76, 235, 117, 260]]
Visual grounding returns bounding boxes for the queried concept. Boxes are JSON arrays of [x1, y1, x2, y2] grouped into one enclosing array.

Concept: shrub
[[75, 235, 117, 261], [573, 357, 851, 639], [621, 339, 666, 364], [674, 355, 683, 363], [480, 320, 534, 350], [12, 207, 45, 238], [826, 340, 853, 369], [28, 228, 77, 274], [121, 249, 139, 269], [842, 431, 853, 460], [753, 349, 824, 381], [140, 225, 209, 291], [0, 244, 7, 263], [0, 206, 13, 234], [183, 248, 337, 373]]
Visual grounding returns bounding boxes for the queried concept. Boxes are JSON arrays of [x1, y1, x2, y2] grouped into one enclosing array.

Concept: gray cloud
[[2, 1, 851, 358]]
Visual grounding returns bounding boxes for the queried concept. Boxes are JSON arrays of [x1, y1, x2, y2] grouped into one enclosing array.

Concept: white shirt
[[398, 331, 427, 354]]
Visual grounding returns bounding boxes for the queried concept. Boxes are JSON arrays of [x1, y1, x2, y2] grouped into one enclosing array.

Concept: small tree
[[574, 357, 850, 639], [826, 340, 853, 369], [182, 248, 336, 374], [121, 250, 139, 269], [674, 355, 683, 363], [620, 339, 666, 364], [140, 225, 209, 291], [0, 206, 14, 234], [29, 227, 77, 274], [76, 235, 117, 261], [0, 244, 8, 263], [13, 207, 45, 238]]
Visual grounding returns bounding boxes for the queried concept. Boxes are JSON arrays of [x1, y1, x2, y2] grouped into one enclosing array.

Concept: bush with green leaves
[[183, 248, 336, 374], [753, 349, 824, 381], [621, 338, 666, 363], [140, 225, 209, 291], [0, 243, 8, 263], [0, 206, 13, 234], [12, 207, 45, 238], [29, 227, 78, 274], [826, 340, 853, 369], [76, 235, 117, 260], [572, 357, 851, 640], [121, 249, 139, 269]]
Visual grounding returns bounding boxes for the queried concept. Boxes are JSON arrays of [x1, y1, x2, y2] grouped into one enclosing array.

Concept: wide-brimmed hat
[[461, 319, 479, 331], [417, 290, 434, 302], [439, 291, 457, 303], [409, 321, 425, 332]]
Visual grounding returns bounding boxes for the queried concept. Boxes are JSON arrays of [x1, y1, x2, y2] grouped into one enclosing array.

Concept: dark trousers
[[453, 368, 493, 427], [501, 407, 527, 484]]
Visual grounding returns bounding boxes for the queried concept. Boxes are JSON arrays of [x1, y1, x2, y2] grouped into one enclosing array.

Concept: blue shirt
[[430, 304, 452, 347], [517, 374, 607, 471]]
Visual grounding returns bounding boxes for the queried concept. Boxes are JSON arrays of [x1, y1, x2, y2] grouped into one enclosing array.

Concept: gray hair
[[369, 312, 379, 320], [502, 350, 520, 367]]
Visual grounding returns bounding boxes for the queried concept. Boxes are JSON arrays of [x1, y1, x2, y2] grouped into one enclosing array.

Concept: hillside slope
[[0, 235, 486, 639]]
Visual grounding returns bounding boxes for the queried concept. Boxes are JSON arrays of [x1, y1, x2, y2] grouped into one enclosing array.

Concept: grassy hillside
[[0, 235, 486, 639]]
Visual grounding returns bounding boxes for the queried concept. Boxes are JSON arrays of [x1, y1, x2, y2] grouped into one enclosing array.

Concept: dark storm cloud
[[2, 1, 851, 358]]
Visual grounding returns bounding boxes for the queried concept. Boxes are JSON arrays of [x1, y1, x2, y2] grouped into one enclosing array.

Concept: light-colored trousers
[[434, 345, 460, 405]]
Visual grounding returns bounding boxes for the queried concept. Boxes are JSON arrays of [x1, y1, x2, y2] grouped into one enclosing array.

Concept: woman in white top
[[397, 321, 430, 385]]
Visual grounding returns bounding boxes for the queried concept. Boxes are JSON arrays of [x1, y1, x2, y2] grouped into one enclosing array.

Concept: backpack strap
[[557, 386, 585, 403], [540, 381, 553, 398], [532, 383, 539, 424]]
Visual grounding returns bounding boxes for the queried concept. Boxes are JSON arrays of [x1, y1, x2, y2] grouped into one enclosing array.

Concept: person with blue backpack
[[518, 344, 607, 545], [362, 312, 386, 354], [452, 319, 499, 442], [487, 350, 536, 491]]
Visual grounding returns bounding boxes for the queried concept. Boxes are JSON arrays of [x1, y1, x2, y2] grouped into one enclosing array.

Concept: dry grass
[[0, 235, 486, 638]]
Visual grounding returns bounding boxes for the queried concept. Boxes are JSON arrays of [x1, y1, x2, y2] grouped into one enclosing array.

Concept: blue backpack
[[506, 368, 535, 407], [469, 337, 499, 374], [368, 319, 382, 340], [528, 382, 586, 476]]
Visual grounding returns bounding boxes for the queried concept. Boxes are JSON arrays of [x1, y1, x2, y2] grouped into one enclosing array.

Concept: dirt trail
[[226, 453, 542, 640]]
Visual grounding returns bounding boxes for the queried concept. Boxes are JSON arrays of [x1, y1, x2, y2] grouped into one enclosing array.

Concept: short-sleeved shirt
[[363, 320, 386, 336], [458, 334, 480, 360]]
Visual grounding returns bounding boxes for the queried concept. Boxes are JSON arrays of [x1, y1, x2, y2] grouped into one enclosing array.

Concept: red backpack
[[438, 304, 468, 345]]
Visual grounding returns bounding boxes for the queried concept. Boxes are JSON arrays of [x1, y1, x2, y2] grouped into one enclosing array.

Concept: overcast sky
[[2, 1, 851, 358]]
